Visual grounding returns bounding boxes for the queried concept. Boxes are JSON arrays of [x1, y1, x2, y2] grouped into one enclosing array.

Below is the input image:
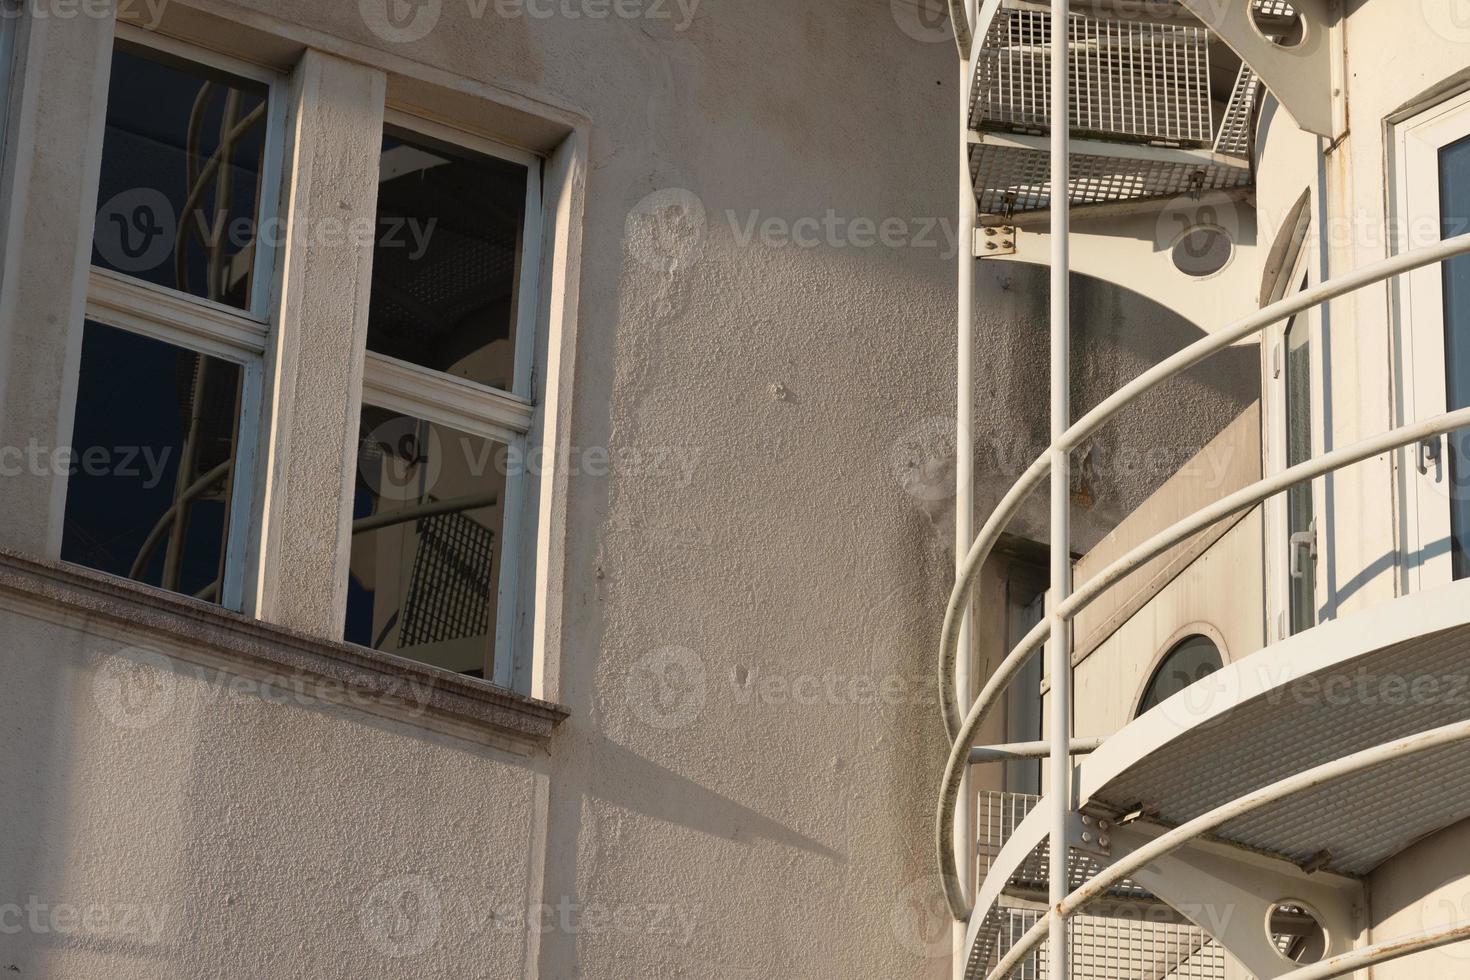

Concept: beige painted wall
[[1057, 404, 1266, 739], [0, 1, 1263, 979], [1071, 508, 1266, 740], [0, 1, 971, 977], [1368, 817, 1470, 976]]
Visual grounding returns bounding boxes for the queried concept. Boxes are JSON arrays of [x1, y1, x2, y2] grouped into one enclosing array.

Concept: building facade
[[1, 0, 1466, 978]]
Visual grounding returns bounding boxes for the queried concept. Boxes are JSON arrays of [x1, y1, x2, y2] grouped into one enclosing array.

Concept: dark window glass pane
[[369, 127, 529, 391], [1136, 635, 1223, 717], [62, 321, 243, 603], [92, 42, 269, 310], [1439, 135, 1470, 580], [347, 408, 508, 677], [1285, 307, 1315, 633]]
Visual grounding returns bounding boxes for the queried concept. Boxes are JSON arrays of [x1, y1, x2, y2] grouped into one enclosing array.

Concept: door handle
[[1290, 519, 1317, 580], [1419, 435, 1444, 475]]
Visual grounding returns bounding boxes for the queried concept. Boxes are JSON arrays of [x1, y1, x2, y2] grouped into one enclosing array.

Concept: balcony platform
[[964, 579, 1470, 978]]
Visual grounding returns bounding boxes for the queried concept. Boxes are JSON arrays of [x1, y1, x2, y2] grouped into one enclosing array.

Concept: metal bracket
[[1066, 810, 1113, 859], [975, 224, 1016, 258], [1174, 0, 1342, 139]]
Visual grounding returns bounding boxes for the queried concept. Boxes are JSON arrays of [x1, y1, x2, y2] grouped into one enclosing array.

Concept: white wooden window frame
[[75, 25, 289, 613], [358, 107, 546, 690], [1390, 85, 1470, 595], [1262, 242, 1320, 642]]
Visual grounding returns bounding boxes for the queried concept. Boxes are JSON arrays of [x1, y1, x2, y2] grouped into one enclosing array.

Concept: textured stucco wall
[[0, 1, 1260, 978], [0, 608, 546, 978], [1368, 818, 1470, 976], [967, 261, 1260, 552]]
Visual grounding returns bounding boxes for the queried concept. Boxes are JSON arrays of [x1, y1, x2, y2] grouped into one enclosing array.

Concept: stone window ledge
[[0, 549, 568, 751]]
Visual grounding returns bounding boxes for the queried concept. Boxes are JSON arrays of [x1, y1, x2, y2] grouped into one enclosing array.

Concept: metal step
[[969, 0, 1258, 218], [964, 580, 1470, 978]]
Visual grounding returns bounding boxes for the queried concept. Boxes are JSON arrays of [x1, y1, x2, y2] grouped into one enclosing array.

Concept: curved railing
[[933, 232, 1470, 972]]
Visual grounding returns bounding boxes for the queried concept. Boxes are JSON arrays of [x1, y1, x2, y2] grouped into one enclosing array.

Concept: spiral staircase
[[938, 2, 1470, 978]]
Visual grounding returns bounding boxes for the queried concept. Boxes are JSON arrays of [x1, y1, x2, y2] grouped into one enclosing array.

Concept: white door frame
[[1390, 86, 1470, 593]]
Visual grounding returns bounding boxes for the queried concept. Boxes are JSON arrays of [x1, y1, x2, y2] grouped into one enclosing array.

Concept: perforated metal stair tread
[[962, 583, 1470, 979], [968, 0, 1259, 217], [1092, 622, 1470, 876]]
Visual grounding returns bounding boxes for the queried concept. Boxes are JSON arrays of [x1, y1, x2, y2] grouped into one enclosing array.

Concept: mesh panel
[[1213, 61, 1262, 157], [1253, 0, 1297, 16], [975, 909, 1228, 980], [397, 510, 496, 648], [970, 792, 1227, 979], [970, 139, 1251, 214], [971, 5, 1213, 145], [976, 792, 1152, 899]]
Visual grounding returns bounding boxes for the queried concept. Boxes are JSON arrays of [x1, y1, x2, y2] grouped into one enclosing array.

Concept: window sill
[[0, 549, 567, 752]]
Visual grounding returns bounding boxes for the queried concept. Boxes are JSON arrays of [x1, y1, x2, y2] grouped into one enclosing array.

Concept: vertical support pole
[[1047, 0, 1072, 977], [953, 46, 978, 980]]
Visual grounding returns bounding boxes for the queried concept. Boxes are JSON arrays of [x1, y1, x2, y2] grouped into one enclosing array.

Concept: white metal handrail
[[946, 4, 1470, 976], [938, 397, 1470, 921], [1275, 918, 1470, 979], [937, 228, 1470, 747], [937, 234, 1470, 924]]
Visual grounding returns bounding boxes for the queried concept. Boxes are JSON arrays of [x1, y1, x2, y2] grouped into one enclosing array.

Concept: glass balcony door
[[1396, 91, 1470, 590]]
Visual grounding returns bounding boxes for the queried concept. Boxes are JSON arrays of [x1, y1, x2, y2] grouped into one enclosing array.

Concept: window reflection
[[62, 320, 243, 603], [368, 127, 529, 391], [1136, 634, 1224, 717], [347, 407, 508, 676], [92, 42, 269, 310]]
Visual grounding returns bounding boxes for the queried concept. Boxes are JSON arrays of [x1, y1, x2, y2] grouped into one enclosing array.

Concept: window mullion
[[247, 50, 386, 638]]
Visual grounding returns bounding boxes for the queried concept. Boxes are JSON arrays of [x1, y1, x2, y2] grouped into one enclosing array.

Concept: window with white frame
[[347, 113, 543, 685], [63, 28, 286, 610], [51, 23, 554, 692]]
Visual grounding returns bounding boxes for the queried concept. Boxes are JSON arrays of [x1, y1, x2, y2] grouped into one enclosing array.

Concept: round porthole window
[[1251, 0, 1307, 48], [1267, 901, 1328, 964], [1171, 225, 1234, 278]]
